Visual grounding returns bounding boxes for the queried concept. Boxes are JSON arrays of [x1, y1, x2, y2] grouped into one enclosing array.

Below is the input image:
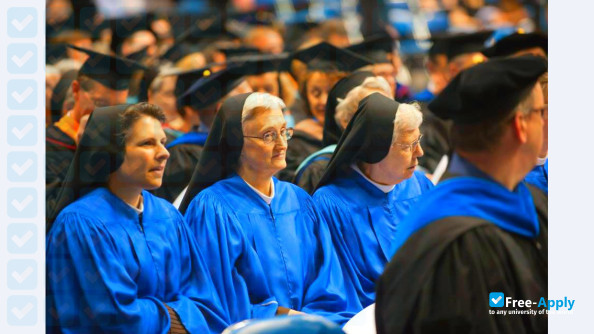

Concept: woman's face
[[368, 128, 424, 185], [114, 115, 170, 191], [240, 107, 288, 177], [305, 72, 333, 124]]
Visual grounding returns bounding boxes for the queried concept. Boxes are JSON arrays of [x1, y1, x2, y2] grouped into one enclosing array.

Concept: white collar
[[243, 178, 275, 205], [536, 156, 547, 166], [351, 163, 395, 194], [127, 195, 144, 214]]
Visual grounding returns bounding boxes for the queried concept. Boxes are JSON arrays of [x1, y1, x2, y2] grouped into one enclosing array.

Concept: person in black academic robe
[[46, 103, 229, 333], [375, 55, 548, 334]]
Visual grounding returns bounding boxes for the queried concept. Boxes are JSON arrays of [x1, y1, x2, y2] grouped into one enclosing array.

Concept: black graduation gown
[[293, 152, 333, 194], [152, 143, 203, 202], [46, 125, 76, 207], [276, 130, 324, 182], [375, 184, 548, 334]]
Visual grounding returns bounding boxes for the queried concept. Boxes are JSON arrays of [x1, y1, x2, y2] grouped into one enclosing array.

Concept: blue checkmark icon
[[489, 292, 504, 307]]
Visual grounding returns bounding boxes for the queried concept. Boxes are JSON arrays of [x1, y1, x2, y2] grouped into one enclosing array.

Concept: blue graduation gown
[[184, 174, 354, 325], [524, 159, 548, 195], [46, 188, 228, 333], [313, 169, 434, 310]]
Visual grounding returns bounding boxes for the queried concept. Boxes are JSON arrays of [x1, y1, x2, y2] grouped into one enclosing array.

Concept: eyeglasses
[[394, 134, 423, 152], [244, 128, 294, 144]]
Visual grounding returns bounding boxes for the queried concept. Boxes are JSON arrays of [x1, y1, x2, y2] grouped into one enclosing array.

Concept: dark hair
[[451, 84, 536, 152], [118, 102, 166, 145], [77, 74, 96, 92]]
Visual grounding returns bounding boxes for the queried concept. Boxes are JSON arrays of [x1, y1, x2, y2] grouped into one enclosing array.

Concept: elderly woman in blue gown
[[313, 93, 434, 311], [179, 92, 356, 325]]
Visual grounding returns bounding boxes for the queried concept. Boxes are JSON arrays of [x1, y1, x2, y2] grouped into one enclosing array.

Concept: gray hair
[[46, 65, 61, 76], [334, 76, 393, 129], [392, 102, 423, 144], [241, 92, 286, 125], [149, 64, 178, 94]]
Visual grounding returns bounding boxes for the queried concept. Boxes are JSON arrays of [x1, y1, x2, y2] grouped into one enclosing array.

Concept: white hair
[[334, 76, 393, 129], [241, 92, 286, 125], [392, 102, 423, 144]]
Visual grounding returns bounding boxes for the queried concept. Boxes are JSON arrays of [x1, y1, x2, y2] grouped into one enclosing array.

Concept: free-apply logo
[[489, 292, 575, 311], [489, 292, 504, 307]]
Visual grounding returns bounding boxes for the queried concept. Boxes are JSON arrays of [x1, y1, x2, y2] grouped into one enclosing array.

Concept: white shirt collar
[[351, 163, 395, 193], [127, 195, 144, 214], [243, 178, 275, 205], [536, 156, 547, 166]]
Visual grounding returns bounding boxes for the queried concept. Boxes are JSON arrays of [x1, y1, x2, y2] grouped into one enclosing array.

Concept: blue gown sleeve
[[313, 190, 369, 312], [184, 192, 279, 322], [46, 213, 171, 333], [166, 211, 230, 333], [299, 195, 357, 325]]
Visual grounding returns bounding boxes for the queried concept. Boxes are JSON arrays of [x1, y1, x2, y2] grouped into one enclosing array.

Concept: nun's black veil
[[315, 93, 400, 191], [322, 71, 374, 147], [178, 93, 253, 214], [46, 104, 130, 232]]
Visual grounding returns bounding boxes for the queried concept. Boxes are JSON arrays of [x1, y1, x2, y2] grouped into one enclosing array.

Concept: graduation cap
[[66, 45, 148, 90], [291, 41, 373, 73], [439, 31, 493, 60], [177, 64, 245, 109], [346, 35, 395, 64], [219, 45, 262, 58], [428, 55, 547, 124], [226, 53, 292, 75], [482, 32, 548, 58], [173, 66, 214, 100], [109, 14, 155, 55], [124, 46, 149, 63]]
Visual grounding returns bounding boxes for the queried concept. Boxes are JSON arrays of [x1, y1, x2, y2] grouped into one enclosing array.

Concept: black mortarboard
[[291, 41, 373, 73], [482, 32, 548, 58], [124, 46, 149, 63], [173, 66, 214, 100], [177, 64, 245, 109], [346, 35, 395, 64], [441, 31, 492, 60], [160, 42, 195, 63], [428, 55, 548, 124], [226, 53, 292, 75], [219, 45, 262, 58], [66, 45, 148, 90]]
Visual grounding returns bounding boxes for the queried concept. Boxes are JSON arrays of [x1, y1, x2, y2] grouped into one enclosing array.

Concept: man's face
[[247, 72, 280, 97], [252, 31, 284, 54], [521, 83, 545, 172], [148, 75, 178, 123], [373, 63, 397, 94], [75, 80, 128, 120]]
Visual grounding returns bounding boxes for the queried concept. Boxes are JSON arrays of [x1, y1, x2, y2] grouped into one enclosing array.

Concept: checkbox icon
[[7, 295, 37, 326], [8, 152, 37, 182], [8, 260, 37, 290], [7, 224, 37, 254], [7, 116, 37, 146], [8, 7, 37, 38], [489, 292, 504, 307], [8, 80, 37, 110], [8, 44, 37, 74], [7, 188, 37, 218]]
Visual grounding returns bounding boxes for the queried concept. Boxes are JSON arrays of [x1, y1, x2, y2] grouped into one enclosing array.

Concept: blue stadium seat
[[223, 315, 345, 334]]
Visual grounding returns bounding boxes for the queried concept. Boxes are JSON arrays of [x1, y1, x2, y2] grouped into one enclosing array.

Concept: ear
[[511, 111, 529, 144], [71, 80, 80, 100]]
